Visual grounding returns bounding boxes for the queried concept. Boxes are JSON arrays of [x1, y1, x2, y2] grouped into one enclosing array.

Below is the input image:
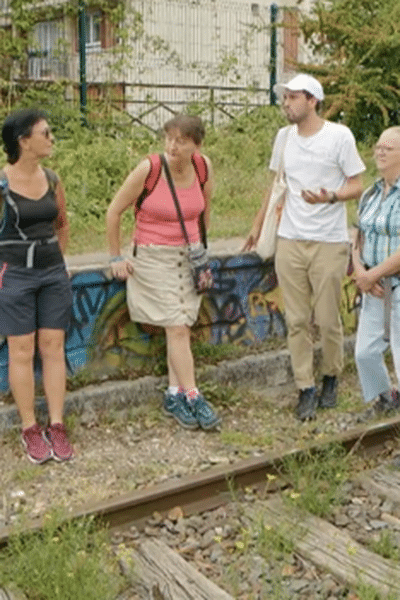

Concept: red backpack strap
[[191, 153, 208, 190], [135, 153, 162, 217]]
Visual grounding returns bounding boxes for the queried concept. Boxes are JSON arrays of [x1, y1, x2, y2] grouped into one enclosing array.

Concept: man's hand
[[242, 233, 257, 251], [302, 188, 334, 204], [276, 201, 284, 223], [242, 224, 261, 251]]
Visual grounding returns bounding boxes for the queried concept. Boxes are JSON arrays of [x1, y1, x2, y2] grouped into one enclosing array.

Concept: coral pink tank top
[[134, 174, 205, 246]]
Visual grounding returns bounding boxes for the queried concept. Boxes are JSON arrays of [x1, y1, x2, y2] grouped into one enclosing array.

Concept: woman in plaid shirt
[[352, 126, 400, 415]]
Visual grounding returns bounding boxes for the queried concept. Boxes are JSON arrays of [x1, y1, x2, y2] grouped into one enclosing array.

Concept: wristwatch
[[328, 191, 338, 204]]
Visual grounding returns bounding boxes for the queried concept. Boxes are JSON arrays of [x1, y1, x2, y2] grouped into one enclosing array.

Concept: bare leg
[[7, 332, 36, 428], [165, 325, 196, 389], [167, 357, 179, 387], [165, 325, 220, 430], [37, 328, 67, 424]]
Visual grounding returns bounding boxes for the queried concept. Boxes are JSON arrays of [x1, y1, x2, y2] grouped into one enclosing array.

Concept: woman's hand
[[110, 258, 134, 281], [353, 264, 383, 296], [369, 282, 385, 298]]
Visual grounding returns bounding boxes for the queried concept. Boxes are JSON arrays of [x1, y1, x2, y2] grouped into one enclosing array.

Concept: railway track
[[1, 414, 400, 599]]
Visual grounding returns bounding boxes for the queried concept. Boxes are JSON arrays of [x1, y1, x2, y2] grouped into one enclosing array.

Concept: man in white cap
[[244, 73, 365, 420]]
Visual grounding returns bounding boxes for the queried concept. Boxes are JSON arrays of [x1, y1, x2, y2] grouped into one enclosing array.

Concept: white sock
[[168, 386, 180, 396]]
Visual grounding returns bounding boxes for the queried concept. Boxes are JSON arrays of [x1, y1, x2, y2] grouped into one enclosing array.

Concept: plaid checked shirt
[[358, 177, 400, 287]]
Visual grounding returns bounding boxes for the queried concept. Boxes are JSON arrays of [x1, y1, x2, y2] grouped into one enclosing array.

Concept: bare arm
[[242, 176, 274, 251], [106, 158, 150, 279], [54, 180, 69, 254], [302, 174, 364, 205]]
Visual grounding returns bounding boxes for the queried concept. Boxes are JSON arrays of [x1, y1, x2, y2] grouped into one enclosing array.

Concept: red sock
[[185, 387, 199, 402]]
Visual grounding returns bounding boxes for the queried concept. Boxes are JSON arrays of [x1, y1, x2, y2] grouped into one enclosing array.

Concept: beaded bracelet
[[109, 256, 124, 264]]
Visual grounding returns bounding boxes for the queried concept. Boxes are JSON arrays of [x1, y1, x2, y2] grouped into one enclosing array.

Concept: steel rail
[[1, 415, 399, 546]]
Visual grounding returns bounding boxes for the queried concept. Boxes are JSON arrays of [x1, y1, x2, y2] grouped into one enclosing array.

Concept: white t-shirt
[[269, 121, 365, 242]]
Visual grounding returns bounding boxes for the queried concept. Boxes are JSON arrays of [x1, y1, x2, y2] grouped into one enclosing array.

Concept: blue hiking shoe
[[163, 391, 198, 429], [191, 394, 221, 430]]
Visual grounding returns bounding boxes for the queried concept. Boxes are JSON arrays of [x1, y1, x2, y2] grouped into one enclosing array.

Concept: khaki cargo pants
[[275, 237, 349, 390]]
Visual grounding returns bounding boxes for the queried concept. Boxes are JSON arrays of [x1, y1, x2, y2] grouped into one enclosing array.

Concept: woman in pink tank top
[[106, 114, 221, 431]]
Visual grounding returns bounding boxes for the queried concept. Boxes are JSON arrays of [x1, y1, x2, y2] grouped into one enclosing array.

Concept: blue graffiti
[[0, 252, 286, 391]]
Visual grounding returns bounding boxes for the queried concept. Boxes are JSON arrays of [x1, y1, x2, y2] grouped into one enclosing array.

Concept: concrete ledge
[[0, 336, 356, 435]]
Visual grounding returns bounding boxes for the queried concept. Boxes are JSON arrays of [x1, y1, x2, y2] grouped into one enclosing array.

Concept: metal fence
[[84, 81, 270, 131], [18, 0, 292, 128]]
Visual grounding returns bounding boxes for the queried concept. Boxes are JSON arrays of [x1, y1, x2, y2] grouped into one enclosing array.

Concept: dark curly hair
[[2, 108, 48, 164]]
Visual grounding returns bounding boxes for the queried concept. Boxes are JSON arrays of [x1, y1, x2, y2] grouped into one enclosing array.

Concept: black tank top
[[0, 169, 63, 268]]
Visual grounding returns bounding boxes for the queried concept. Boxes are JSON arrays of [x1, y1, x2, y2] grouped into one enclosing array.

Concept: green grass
[[220, 429, 274, 448], [355, 582, 398, 600], [0, 514, 126, 600], [368, 530, 400, 561], [12, 465, 43, 484], [281, 443, 351, 518]]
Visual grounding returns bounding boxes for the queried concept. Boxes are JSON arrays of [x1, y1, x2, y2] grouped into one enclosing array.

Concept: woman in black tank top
[[0, 108, 74, 463]]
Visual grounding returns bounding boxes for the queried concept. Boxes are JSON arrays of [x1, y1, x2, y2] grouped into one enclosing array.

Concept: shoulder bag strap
[[277, 126, 291, 179], [160, 153, 190, 246], [191, 153, 208, 248]]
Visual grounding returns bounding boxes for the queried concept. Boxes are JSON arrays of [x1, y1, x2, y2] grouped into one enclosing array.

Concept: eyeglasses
[[374, 144, 400, 153]]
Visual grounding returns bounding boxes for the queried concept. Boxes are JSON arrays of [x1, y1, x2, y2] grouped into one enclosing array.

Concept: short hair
[[163, 114, 205, 145], [383, 126, 400, 138], [2, 108, 47, 164], [303, 91, 322, 113]]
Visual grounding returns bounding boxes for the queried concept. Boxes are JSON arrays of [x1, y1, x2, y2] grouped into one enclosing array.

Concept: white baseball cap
[[273, 74, 324, 101]]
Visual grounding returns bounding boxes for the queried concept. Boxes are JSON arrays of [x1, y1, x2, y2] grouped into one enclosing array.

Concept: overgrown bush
[[44, 103, 288, 253], [0, 91, 376, 254]]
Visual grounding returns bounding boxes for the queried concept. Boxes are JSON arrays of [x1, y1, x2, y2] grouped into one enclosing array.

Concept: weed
[[199, 380, 241, 407], [66, 367, 99, 391], [64, 413, 78, 436], [281, 443, 351, 518], [0, 514, 125, 600], [257, 519, 295, 559], [369, 530, 400, 561], [191, 340, 250, 363], [1, 427, 20, 448], [220, 429, 273, 448], [354, 581, 399, 600]]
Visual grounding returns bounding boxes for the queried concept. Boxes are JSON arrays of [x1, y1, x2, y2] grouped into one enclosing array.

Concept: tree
[[298, 0, 400, 141]]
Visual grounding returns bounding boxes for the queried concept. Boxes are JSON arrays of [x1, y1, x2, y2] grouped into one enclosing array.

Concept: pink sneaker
[[21, 423, 52, 464], [46, 423, 74, 461]]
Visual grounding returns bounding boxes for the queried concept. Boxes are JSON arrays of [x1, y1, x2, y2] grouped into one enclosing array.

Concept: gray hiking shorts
[[0, 262, 72, 336]]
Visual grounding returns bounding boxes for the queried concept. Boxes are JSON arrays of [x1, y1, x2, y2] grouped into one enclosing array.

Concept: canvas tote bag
[[256, 126, 291, 260]]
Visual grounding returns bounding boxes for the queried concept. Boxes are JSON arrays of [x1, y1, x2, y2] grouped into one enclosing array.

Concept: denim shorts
[[0, 262, 72, 336]]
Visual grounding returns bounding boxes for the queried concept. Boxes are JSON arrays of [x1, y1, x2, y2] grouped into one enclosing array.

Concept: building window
[[85, 10, 101, 51], [28, 19, 67, 79]]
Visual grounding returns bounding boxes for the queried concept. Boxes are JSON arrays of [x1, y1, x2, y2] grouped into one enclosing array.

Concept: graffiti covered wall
[[0, 252, 358, 391]]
